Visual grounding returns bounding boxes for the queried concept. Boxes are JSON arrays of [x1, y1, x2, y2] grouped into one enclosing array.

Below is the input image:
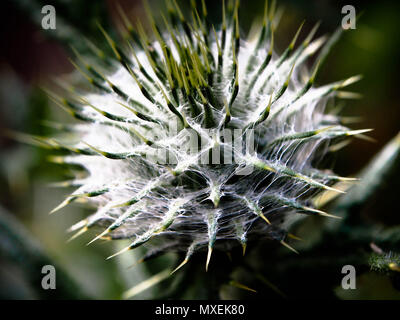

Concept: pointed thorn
[[49, 198, 71, 215], [242, 243, 247, 256], [67, 227, 88, 242], [87, 229, 110, 246], [346, 128, 374, 136], [206, 246, 213, 272], [306, 207, 342, 219], [106, 245, 131, 260], [324, 184, 346, 194], [287, 233, 302, 241], [260, 213, 271, 225], [290, 20, 305, 49], [67, 219, 88, 233], [170, 259, 189, 275], [338, 176, 359, 182], [280, 240, 299, 254], [229, 280, 257, 293]]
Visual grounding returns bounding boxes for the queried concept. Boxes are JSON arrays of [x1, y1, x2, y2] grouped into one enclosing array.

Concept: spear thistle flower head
[[46, 0, 365, 272]]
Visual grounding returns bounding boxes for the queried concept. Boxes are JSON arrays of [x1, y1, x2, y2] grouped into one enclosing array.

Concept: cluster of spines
[[24, 0, 371, 272]]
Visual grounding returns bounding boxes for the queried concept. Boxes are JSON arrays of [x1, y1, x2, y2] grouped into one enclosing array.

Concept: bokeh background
[[0, 0, 399, 299]]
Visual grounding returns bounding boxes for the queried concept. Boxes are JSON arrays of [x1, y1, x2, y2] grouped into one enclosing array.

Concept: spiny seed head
[[45, 0, 364, 270]]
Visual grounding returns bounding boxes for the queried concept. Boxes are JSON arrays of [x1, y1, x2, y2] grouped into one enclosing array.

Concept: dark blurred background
[[0, 0, 399, 299]]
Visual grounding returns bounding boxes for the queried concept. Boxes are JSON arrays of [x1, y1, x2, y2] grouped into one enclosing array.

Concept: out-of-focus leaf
[[0, 205, 90, 299], [332, 132, 400, 220]]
